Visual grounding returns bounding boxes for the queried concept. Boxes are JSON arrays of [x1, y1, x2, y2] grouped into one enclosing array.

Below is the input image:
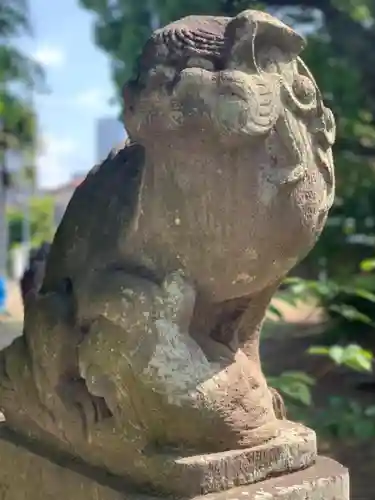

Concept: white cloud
[[73, 87, 114, 114], [32, 46, 66, 68], [36, 134, 77, 188], [38, 134, 76, 158]]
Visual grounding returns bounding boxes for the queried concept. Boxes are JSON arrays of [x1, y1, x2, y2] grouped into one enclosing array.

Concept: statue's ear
[[226, 10, 306, 65]]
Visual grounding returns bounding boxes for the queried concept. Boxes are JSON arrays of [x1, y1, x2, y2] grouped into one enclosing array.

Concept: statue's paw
[[141, 273, 219, 406], [77, 270, 213, 413], [64, 377, 113, 439]]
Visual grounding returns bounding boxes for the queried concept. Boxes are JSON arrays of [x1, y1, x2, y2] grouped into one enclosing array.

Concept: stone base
[[170, 420, 317, 495], [226, 457, 349, 499], [0, 427, 349, 500]]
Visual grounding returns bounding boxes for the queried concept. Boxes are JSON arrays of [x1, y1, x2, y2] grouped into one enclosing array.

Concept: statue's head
[[124, 10, 335, 152]]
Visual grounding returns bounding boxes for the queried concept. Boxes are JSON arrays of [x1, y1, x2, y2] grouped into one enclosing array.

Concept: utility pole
[[0, 121, 9, 312], [21, 85, 34, 256]]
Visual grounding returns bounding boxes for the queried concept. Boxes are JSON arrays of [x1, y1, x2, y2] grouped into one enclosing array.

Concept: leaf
[[281, 277, 319, 300], [308, 344, 345, 365], [281, 381, 312, 406], [328, 304, 374, 324], [267, 304, 284, 320], [279, 371, 316, 386], [343, 350, 373, 373], [276, 293, 299, 307], [289, 284, 311, 296], [267, 371, 315, 407], [339, 344, 373, 372], [308, 343, 372, 371], [345, 358, 372, 372], [348, 399, 363, 415], [364, 406, 375, 417], [308, 345, 331, 356], [344, 344, 373, 360], [282, 277, 305, 286], [342, 286, 375, 303], [360, 258, 375, 272], [328, 396, 347, 409], [353, 420, 375, 439], [328, 345, 345, 364], [352, 5, 372, 23], [309, 280, 338, 297]]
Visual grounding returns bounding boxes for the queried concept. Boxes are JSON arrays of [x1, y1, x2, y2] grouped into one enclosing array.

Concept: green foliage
[[269, 343, 373, 406], [270, 271, 375, 440], [360, 258, 375, 272], [308, 344, 373, 372], [0, 0, 44, 152], [268, 343, 375, 440], [7, 196, 55, 249], [267, 371, 315, 406], [275, 272, 375, 345], [0, 92, 37, 149], [313, 398, 375, 440]]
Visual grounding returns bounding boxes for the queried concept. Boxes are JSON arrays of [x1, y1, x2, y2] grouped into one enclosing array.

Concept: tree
[[7, 196, 54, 249], [79, 0, 375, 279], [0, 0, 43, 151], [0, 0, 44, 284]]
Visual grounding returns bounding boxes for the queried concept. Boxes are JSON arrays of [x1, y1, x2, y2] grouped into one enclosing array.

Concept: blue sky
[[18, 0, 122, 188]]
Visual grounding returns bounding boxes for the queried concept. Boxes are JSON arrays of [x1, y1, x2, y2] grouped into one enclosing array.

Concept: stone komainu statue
[[0, 10, 335, 495]]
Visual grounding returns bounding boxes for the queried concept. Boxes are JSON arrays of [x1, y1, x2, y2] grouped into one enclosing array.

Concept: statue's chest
[[121, 163, 328, 301]]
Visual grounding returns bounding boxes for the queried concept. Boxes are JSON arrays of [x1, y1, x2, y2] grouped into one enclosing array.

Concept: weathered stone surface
[[0, 8, 337, 496], [0, 426, 124, 500], [173, 420, 316, 495], [0, 417, 316, 497], [0, 427, 347, 500], [203, 456, 349, 500]]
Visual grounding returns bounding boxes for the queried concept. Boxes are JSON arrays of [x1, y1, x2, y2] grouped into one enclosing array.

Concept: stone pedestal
[[0, 424, 349, 500]]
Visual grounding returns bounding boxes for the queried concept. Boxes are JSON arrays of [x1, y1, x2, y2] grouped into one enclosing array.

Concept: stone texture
[[0, 426, 124, 500], [167, 420, 317, 496], [204, 456, 349, 500], [0, 417, 316, 497], [0, 8, 339, 497], [20, 242, 50, 305], [0, 426, 348, 500]]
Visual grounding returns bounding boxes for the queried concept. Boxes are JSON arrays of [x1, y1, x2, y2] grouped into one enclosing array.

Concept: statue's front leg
[[234, 283, 287, 421], [76, 269, 207, 443], [206, 283, 287, 422]]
